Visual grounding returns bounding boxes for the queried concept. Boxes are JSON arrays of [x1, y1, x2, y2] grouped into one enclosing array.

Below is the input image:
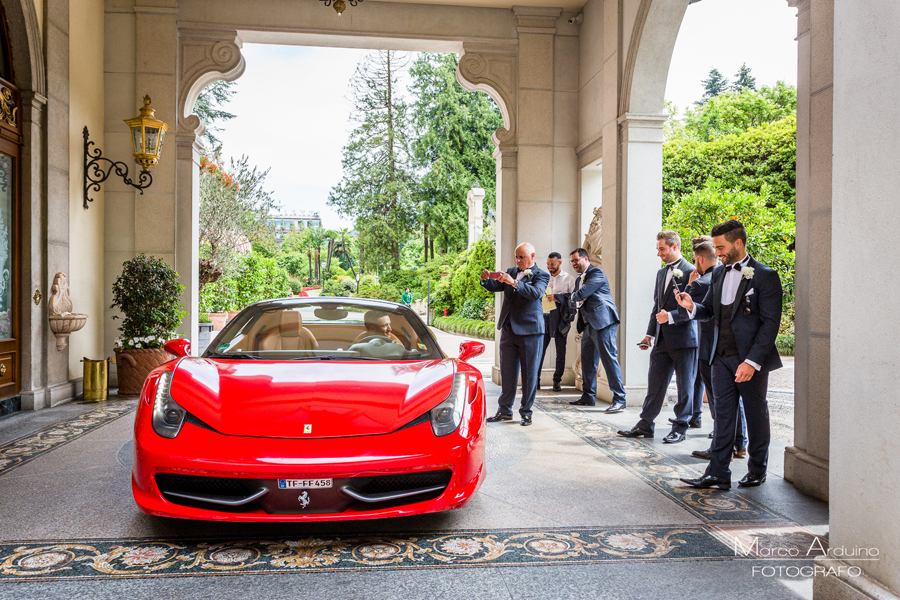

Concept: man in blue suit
[[617, 231, 696, 443], [481, 242, 550, 426], [676, 220, 782, 490], [568, 248, 627, 412]]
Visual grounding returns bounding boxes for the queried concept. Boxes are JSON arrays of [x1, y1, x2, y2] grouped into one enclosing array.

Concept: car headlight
[[151, 371, 186, 439], [431, 373, 466, 437]]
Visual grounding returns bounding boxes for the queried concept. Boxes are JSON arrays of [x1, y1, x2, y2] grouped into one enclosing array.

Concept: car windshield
[[204, 299, 445, 361]]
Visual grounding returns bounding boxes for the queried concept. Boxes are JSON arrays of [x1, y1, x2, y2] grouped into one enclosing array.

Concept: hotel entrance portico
[[0, 0, 897, 598]]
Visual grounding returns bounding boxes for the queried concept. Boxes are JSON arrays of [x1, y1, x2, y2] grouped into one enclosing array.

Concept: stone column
[[817, 2, 900, 598], [613, 114, 666, 402], [783, 0, 831, 502], [466, 186, 485, 248]]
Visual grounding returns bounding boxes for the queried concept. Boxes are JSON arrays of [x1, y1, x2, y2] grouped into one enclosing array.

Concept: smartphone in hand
[[487, 272, 504, 280]]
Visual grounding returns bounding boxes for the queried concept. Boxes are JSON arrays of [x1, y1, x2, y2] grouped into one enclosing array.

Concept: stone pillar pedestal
[[613, 113, 667, 402], [783, 0, 831, 503]]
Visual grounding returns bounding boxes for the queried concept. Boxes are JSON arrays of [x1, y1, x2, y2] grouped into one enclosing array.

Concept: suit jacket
[[548, 292, 576, 337], [646, 257, 697, 350], [570, 265, 620, 333], [683, 256, 783, 371], [481, 265, 550, 336], [687, 268, 715, 361]]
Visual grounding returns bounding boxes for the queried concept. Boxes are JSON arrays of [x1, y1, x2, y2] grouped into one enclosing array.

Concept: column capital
[[177, 28, 245, 137], [618, 113, 667, 144], [786, 0, 811, 37], [512, 6, 562, 33]]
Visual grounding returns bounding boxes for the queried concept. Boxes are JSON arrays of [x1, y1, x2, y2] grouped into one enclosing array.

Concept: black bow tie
[[727, 263, 744, 271]]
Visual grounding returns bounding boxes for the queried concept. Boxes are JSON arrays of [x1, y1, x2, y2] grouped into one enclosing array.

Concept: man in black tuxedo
[[676, 220, 782, 490], [568, 248, 627, 412], [617, 232, 696, 443], [481, 242, 550, 426], [687, 237, 748, 461]]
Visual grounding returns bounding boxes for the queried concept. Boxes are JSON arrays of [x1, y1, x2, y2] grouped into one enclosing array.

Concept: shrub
[[233, 253, 291, 308], [110, 254, 186, 349], [450, 239, 495, 310], [198, 275, 236, 313], [432, 315, 495, 340], [198, 312, 212, 324], [457, 298, 488, 321], [664, 180, 795, 298], [776, 334, 794, 356], [322, 278, 352, 297]]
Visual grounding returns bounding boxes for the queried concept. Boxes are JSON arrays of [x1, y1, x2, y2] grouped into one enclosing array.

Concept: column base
[[784, 446, 829, 502], [814, 557, 898, 600]]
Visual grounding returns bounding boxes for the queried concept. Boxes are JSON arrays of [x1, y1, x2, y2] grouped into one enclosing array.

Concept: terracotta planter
[[227, 310, 241, 323], [114, 347, 176, 397], [209, 312, 227, 331]]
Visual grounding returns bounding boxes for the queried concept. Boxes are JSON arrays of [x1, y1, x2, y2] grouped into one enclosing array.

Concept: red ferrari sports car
[[132, 298, 487, 521]]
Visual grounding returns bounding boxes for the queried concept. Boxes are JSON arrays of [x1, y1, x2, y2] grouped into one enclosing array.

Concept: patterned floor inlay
[[0, 525, 769, 581], [0, 400, 137, 476], [536, 398, 789, 524]]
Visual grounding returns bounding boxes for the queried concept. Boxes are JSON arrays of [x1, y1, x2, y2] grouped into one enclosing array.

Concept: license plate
[[277, 478, 333, 489]]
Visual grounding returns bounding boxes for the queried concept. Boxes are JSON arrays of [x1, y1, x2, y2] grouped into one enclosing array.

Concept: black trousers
[[636, 332, 697, 434], [498, 324, 544, 418], [694, 356, 747, 449], [705, 353, 771, 480], [540, 311, 567, 384]]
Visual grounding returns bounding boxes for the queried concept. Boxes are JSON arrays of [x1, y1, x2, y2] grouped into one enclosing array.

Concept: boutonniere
[[672, 268, 683, 280], [523, 269, 533, 279], [741, 266, 754, 280]]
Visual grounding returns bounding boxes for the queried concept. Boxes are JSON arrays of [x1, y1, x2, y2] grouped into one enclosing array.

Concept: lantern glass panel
[[131, 126, 144, 154], [156, 128, 165, 157], [145, 127, 160, 155]]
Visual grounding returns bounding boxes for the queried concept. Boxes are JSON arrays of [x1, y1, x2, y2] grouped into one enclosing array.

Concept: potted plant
[[110, 254, 187, 396], [198, 313, 215, 354]]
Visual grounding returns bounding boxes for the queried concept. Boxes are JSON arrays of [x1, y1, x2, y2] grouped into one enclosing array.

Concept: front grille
[[156, 473, 258, 497], [355, 470, 452, 495]]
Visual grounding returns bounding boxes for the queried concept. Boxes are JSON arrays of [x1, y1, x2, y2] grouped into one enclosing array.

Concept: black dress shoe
[[680, 475, 731, 490], [604, 402, 626, 414], [520, 416, 532, 426], [688, 419, 702, 429], [486, 412, 513, 423], [733, 446, 747, 459], [708, 432, 714, 439], [617, 426, 653, 438], [569, 397, 596, 406], [662, 431, 686, 444], [738, 472, 766, 487], [691, 449, 712, 460], [552, 382, 562, 392], [536, 383, 541, 390]]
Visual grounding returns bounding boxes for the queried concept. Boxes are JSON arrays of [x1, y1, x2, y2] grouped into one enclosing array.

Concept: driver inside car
[[353, 310, 403, 345]]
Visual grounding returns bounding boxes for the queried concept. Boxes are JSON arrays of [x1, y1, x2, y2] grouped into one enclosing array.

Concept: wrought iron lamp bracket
[[83, 126, 153, 210]]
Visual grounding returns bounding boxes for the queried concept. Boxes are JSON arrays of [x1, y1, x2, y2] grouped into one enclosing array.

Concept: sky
[[215, 0, 798, 231]]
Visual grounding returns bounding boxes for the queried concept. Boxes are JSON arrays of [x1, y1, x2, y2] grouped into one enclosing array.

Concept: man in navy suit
[[676, 220, 782, 490], [481, 242, 550, 426], [568, 248, 627, 412], [687, 237, 747, 461], [618, 232, 696, 443]]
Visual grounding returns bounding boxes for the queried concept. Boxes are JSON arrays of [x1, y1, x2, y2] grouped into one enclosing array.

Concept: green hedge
[[432, 315, 496, 341], [776, 334, 794, 356]]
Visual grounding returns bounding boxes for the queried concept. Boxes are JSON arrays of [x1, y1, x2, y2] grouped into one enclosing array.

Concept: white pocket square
[[744, 289, 755, 297]]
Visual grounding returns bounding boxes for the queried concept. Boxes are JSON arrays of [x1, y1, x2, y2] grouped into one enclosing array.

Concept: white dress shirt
[[545, 270, 575, 314]]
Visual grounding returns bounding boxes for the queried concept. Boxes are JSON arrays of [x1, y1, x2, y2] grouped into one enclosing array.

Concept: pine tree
[[328, 51, 417, 271], [193, 80, 237, 150], [699, 68, 729, 104], [732, 63, 757, 92]]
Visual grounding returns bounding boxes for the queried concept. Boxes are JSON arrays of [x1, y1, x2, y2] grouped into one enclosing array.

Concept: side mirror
[[458, 341, 485, 363], [163, 339, 191, 358]]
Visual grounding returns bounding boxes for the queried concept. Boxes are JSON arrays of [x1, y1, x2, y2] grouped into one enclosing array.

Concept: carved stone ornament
[[574, 206, 602, 390], [47, 272, 87, 351], [0, 87, 17, 127], [456, 42, 517, 149]]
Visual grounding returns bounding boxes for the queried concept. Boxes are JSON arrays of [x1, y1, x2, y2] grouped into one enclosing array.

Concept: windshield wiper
[[290, 355, 381, 361], [205, 352, 265, 360]]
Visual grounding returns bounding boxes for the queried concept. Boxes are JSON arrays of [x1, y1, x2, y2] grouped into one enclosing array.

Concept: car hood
[[170, 358, 456, 438]]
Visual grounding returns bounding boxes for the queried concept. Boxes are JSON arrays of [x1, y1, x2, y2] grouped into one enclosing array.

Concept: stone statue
[[49, 272, 73, 316], [574, 206, 602, 391]]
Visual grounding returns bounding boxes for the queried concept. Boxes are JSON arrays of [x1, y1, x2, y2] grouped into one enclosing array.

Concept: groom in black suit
[[481, 242, 550, 426], [676, 220, 782, 490], [617, 231, 696, 443], [568, 248, 627, 412]]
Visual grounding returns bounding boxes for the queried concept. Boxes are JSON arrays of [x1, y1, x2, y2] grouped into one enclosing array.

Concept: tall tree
[[699, 68, 729, 104], [409, 54, 504, 256], [732, 63, 757, 92], [193, 80, 237, 150], [328, 51, 417, 271]]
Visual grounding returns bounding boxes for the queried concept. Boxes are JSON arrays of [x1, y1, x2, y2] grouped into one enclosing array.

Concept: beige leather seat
[[259, 310, 318, 351]]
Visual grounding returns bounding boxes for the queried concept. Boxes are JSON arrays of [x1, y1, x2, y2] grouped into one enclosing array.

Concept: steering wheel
[[357, 334, 395, 345]]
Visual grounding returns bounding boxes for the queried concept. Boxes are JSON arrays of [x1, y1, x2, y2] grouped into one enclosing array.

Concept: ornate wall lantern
[[320, 0, 362, 16], [83, 95, 169, 209]]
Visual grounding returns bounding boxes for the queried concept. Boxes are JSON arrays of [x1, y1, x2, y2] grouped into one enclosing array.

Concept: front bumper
[[133, 406, 485, 522]]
